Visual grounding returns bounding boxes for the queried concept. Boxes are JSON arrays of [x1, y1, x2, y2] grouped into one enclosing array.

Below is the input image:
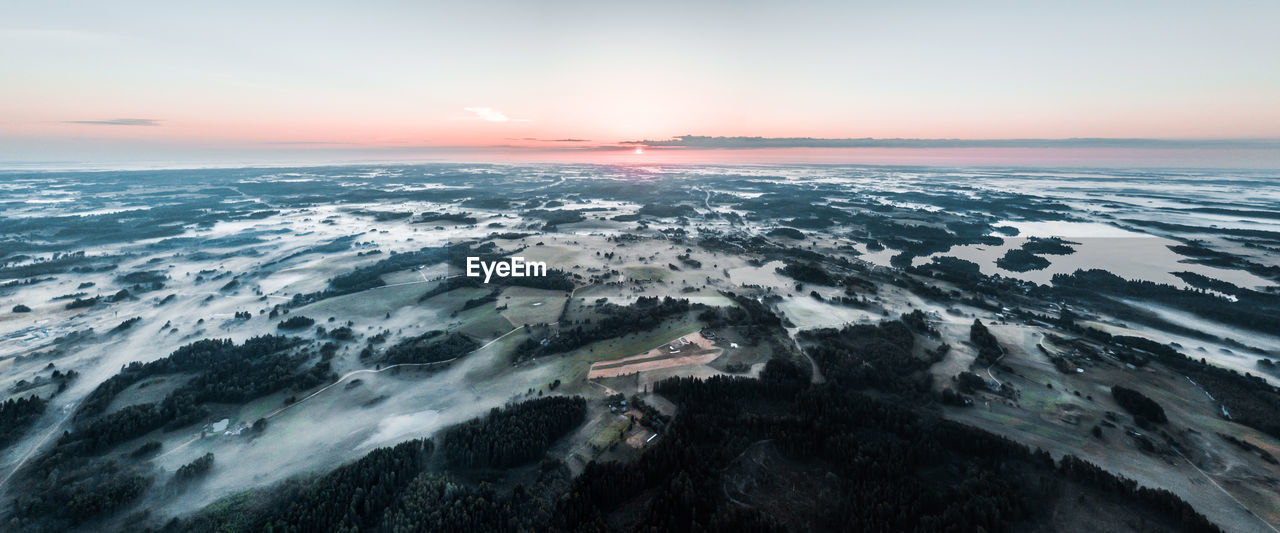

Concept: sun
[[633, 147, 644, 155]]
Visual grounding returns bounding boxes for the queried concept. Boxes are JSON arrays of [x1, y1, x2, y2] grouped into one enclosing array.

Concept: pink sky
[[3, 2, 1279, 168]]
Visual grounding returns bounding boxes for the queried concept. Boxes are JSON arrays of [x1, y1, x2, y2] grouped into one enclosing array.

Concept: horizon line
[[616, 135, 1280, 150]]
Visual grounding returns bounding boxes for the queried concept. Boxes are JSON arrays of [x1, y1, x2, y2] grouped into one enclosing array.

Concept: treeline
[[996, 248, 1050, 272], [970, 318, 1003, 365], [524, 208, 586, 230], [415, 211, 478, 225], [1111, 385, 1168, 424], [1172, 271, 1243, 295], [767, 227, 805, 239], [66, 295, 101, 309], [0, 395, 47, 450], [259, 439, 434, 532], [277, 315, 316, 330], [799, 320, 931, 394], [117, 269, 168, 291], [1187, 368, 1280, 439], [1, 197, 286, 254], [557, 359, 1218, 532], [459, 288, 501, 311], [1167, 241, 1280, 281], [864, 216, 1002, 267], [498, 267, 575, 291], [1047, 269, 1280, 334], [516, 296, 694, 361], [442, 396, 587, 468], [350, 209, 412, 222], [65, 335, 327, 455], [380, 468, 570, 533], [10, 452, 151, 529], [380, 330, 479, 365], [900, 309, 935, 335], [1106, 334, 1280, 439], [1054, 454, 1224, 528], [913, 255, 984, 285], [174, 427, 571, 532], [330, 246, 450, 293], [0, 250, 105, 278], [418, 276, 480, 301], [1022, 236, 1077, 255], [11, 335, 339, 528], [78, 335, 301, 418], [174, 453, 215, 481], [697, 291, 786, 345], [287, 246, 453, 306], [776, 260, 836, 285]]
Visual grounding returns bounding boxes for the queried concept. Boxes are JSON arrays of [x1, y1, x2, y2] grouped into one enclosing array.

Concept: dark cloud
[[620, 135, 1280, 150], [64, 118, 161, 126]]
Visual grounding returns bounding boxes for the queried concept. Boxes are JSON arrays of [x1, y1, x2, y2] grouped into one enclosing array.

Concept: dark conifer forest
[[158, 321, 1218, 533]]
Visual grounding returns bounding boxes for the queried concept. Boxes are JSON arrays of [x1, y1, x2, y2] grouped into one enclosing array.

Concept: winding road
[[263, 324, 525, 420], [0, 406, 75, 492]]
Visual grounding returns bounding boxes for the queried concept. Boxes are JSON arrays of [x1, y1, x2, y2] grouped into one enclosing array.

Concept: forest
[[277, 315, 316, 330], [1111, 385, 1168, 424], [222, 351, 1214, 532], [911, 256, 984, 286], [379, 330, 479, 365], [515, 296, 694, 361], [286, 246, 453, 306], [9, 335, 340, 529], [441, 395, 587, 468], [799, 320, 931, 394], [186, 439, 436, 533], [46, 335, 331, 461], [77, 335, 303, 419], [1021, 237, 1077, 255], [414, 211, 478, 225], [697, 291, 788, 347], [1106, 334, 1280, 439], [169, 397, 589, 532], [969, 319, 1003, 365], [552, 355, 1217, 532], [0, 394, 47, 450], [776, 261, 837, 285], [174, 453, 215, 481], [995, 248, 1050, 272], [1047, 269, 1280, 334]]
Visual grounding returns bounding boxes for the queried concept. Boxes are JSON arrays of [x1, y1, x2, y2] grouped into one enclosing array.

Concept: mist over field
[[0, 163, 1277, 532]]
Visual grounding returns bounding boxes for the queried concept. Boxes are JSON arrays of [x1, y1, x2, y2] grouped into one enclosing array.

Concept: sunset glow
[[2, 1, 1278, 168], [5, 4, 1280, 530]]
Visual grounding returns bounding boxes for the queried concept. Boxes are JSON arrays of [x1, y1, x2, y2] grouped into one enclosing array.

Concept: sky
[[2, 1, 1279, 168]]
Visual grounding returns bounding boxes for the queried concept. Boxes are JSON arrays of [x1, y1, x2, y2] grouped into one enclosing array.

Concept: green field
[[589, 415, 631, 450], [499, 286, 567, 327]]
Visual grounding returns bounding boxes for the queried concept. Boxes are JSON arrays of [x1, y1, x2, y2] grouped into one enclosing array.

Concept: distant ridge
[[621, 135, 1280, 150]]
